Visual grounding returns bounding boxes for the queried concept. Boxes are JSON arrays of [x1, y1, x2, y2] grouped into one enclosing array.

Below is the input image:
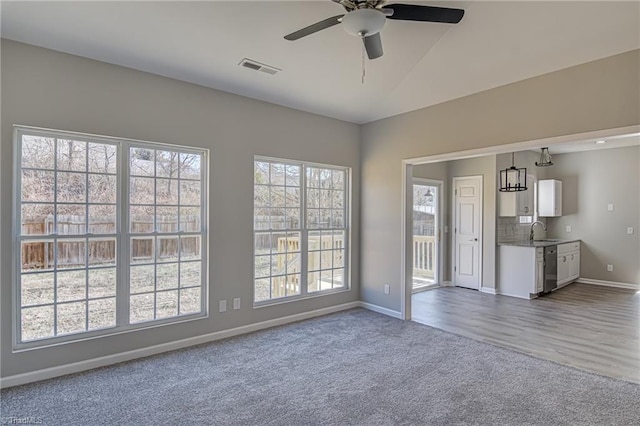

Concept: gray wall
[[0, 40, 361, 378], [361, 49, 640, 312], [545, 146, 640, 284]]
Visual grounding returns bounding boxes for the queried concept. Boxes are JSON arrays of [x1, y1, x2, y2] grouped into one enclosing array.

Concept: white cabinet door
[[517, 175, 535, 215], [558, 254, 571, 284], [569, 252, 580, 280]]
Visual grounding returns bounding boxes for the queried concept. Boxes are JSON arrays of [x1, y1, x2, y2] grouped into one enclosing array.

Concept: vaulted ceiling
[[2, 1, 639, 123]]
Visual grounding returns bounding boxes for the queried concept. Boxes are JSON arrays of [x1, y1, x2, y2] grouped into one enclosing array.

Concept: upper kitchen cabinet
[[538, 179, 562, 217], [499, 174, 535, 217]]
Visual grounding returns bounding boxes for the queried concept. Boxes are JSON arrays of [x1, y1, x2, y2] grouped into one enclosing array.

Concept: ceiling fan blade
[[284, 15, 344, 41], [364, 33, 383, 60], [385, 4, 464, 24]]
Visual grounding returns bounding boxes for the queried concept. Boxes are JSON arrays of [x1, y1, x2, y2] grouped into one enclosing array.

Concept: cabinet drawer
[[558, 241, 580, 254]]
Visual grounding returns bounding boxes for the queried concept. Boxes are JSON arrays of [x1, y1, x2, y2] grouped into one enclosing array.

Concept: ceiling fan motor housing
[[342, 8, 386, 37]]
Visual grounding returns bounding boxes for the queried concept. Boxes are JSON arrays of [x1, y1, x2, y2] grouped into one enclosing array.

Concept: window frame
[[12, 126, 209, 351], [252, 156, 351, 307]]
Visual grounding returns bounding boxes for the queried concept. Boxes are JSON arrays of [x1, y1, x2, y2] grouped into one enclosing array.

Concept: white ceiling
[[534, 133, 640, 155], [2, 1, 639, 124]]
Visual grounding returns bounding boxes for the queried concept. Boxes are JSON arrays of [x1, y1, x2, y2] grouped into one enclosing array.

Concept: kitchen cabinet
[[498, 245, 544, 299], [538, 179, 562, 217], [499, 174, 535, 216], [558, 241, 580, 286]]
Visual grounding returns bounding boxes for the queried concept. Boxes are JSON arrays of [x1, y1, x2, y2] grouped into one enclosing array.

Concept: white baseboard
[[358, 302, 403, 319], [480, 286, 497, 295], [0, 301, 360, 389], [577, 278, 640, 290]]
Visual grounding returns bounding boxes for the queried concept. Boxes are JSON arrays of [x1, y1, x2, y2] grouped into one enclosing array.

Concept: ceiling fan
[[284, 0, 465, 60]]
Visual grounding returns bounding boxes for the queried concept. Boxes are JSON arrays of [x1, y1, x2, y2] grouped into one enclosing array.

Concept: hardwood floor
[[411, 283, 640, 383]]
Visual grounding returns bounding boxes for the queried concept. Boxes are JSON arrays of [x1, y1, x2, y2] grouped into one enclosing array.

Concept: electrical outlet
[[233, 298, 241, 310], [384, 284, 390, 295], [219, 300, 227, 313], [607, 264, 614, 272], [627, 227, 634, 235], [565, 225, 571, 233], [607, 203, 614, 211]]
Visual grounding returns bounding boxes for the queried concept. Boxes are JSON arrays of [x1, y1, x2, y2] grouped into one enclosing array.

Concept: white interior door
[[453, 176, 482, 290]]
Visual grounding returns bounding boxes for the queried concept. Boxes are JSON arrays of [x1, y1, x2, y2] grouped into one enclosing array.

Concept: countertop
[[498, 239, 581, 248]]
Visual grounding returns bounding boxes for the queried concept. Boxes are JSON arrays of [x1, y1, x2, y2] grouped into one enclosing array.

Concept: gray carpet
[[2, 308, 639, 425]]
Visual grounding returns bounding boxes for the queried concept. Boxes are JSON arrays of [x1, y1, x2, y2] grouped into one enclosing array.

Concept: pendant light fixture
[[535, 147, 554, 167], [499, 153, 527, 192]]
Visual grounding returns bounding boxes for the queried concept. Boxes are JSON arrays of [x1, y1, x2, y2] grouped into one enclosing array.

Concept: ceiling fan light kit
[[341, 8, 386, 37]]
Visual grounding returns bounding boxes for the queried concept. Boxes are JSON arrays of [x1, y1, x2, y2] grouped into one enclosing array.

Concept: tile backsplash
[[497, 217, 547, 242]]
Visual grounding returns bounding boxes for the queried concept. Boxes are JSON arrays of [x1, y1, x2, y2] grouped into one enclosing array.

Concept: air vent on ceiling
[[239, 58, 281, 75]]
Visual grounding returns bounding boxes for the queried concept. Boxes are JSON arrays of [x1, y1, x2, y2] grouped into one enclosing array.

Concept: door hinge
[[454, 266, 457, 272]]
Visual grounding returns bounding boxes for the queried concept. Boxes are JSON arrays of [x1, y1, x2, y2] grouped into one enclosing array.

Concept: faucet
[[530, 221, 547, 240]]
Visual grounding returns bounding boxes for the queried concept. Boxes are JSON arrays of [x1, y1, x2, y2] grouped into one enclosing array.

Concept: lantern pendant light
[[499, 152, 528, 192], [535, 147, 554, 167]]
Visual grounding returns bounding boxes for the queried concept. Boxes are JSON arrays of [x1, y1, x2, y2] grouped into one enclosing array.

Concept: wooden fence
[[21, 214, 200, 270]]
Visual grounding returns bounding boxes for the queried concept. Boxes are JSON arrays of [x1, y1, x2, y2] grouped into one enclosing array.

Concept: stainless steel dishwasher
[[543, 246, 558, 293]]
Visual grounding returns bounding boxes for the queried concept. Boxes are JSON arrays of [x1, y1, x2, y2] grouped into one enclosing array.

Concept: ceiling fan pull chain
[[361, 35, 366, 84]]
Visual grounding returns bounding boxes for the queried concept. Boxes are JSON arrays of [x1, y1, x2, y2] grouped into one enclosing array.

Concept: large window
[[15, 127, 207, 346], [253, 158, 349, 304]]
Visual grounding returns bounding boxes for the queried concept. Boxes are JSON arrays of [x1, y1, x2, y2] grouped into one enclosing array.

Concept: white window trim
[[252, 156, 352, 307], [12, 125, 209, 351]]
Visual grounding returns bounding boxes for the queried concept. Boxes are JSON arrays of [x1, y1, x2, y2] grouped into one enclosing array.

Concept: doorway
[[412, 179, 443, 291], [452, 176, 483, 290]]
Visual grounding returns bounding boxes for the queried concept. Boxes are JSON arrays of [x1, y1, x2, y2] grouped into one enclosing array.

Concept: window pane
[[179, 153, 201, 180], [157, 179, 178, 205], [130, 294, 154, 323], [88, 142, 117, 174], [22, 135, 55, 169], [180, 207, 200, 232], [88, 238, 116, 267], [88, 298, 116, 330], [56, 239, 86, 269], [57, 172, 86, 203], [130, 265, 155, 294], [254, 161, 269, 184], [156, 151, 179, 178], [89, 205, 116, 234], [57, 301, 87, 335], [57, 140, 87, 172], [307, 251, 320, 272], [285, 209, 300, 230], [130, 177, 155, 204], [333, 269, 345, 288], [131, 237, 154, 264], [130, 205, 155, 233], [21, 204, 54, 235], [180, 181, 201, 206], [254, 255, 271, 279], [179, 288, 200, 315], [88, 174, 116, 203], [156, 207, 178, 233], [157, 263, 179, 290], [157, 236, 179, 262], [21, 273, 54, 306], [180, 236, 200, 261], [56, 204, 86, 235], [21, 240, 54, 272], [180, 261, 201, 288], [332, 170, 345, 190], [254, 278, 270, 302], [156, 290, 178, 319], [21, 306, 54, 341], [254, 184, 270, 207], [88, 268, 116, 298], [270, 163, 285, 185], [285, 165, 300, 187], [21, 170, 54, 202], [130, 148, 155, 176], [56, 270, 86, 302]]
